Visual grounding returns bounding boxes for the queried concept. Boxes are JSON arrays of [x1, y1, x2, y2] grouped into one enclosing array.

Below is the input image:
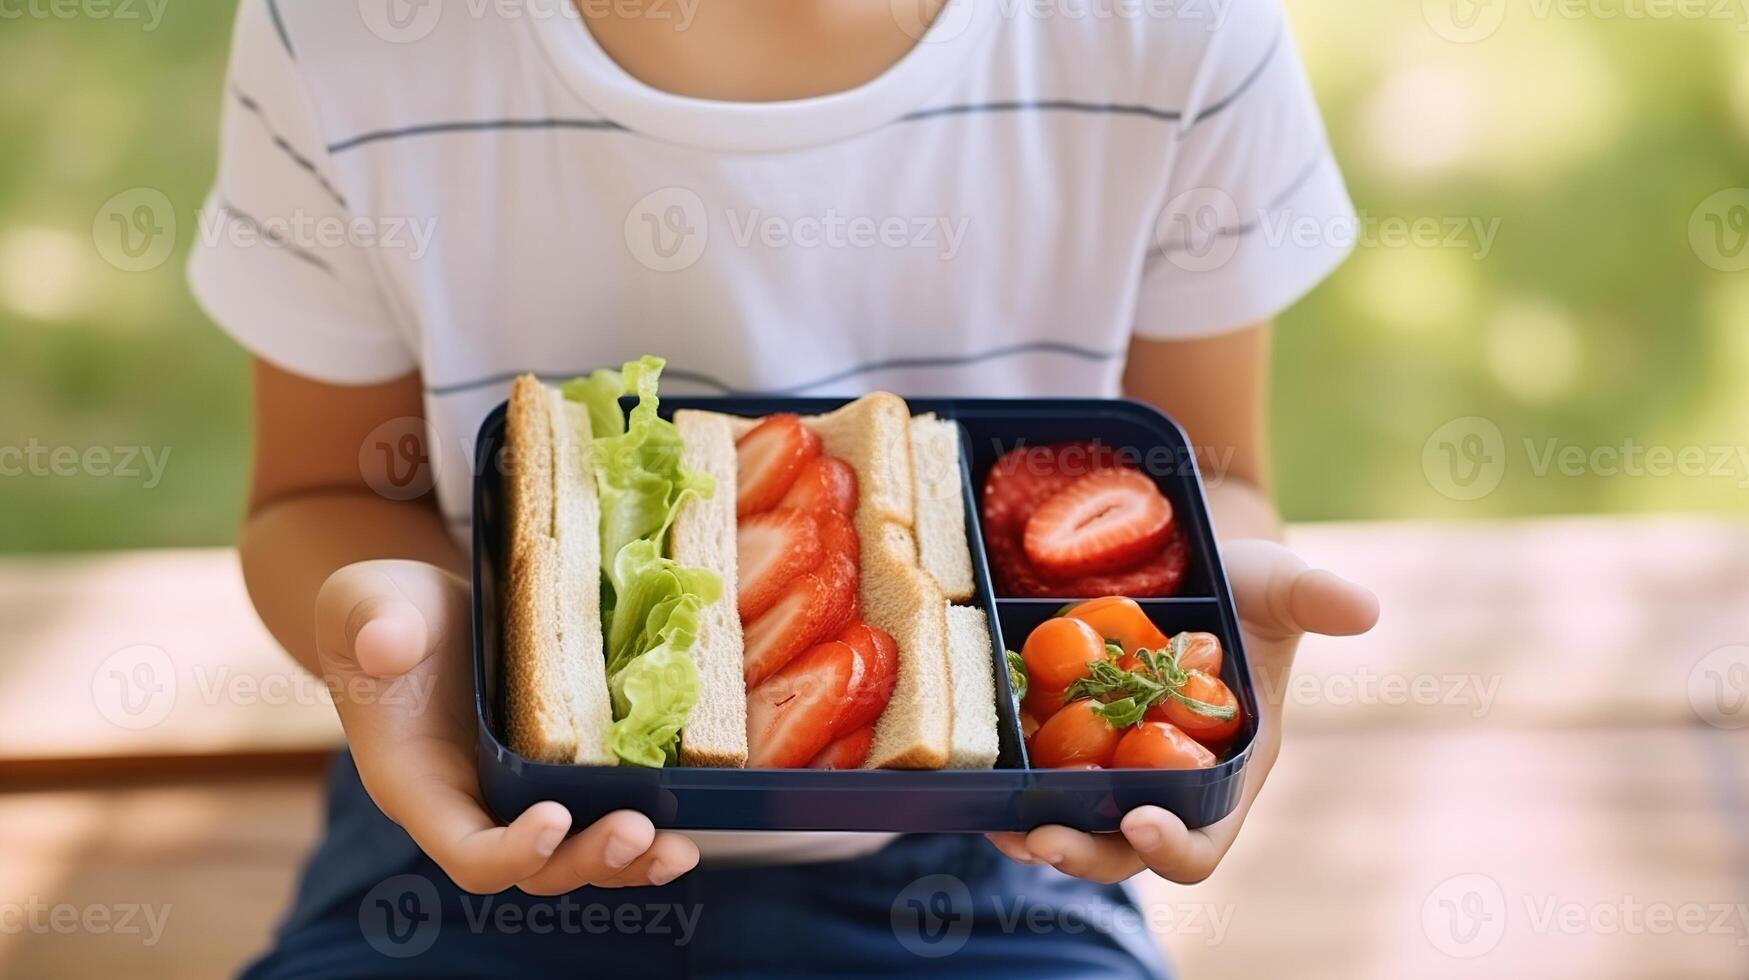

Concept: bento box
[[472, 395, 1257, 833]]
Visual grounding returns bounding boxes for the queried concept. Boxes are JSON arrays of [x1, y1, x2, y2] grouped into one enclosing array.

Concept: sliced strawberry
[[1022, 469, 1174, 578], [806, 726, 874, 769], [736, 415, 821, 517], [742, 553, 858, 687], [747, 641, 855, 768], [814, 508, 860, 565], [835, 623, 899, 732], [736, 508, 823, 621], [779, 456, 858, 515]]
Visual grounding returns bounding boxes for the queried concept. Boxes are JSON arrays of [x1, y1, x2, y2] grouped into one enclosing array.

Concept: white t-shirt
[[190, 0, 1354, 865]]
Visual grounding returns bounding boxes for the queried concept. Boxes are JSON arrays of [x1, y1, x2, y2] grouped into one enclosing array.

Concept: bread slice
[[944, 605, 1000, 769], [670, 410, 749, 767], [909, 414, 975, 603], [503, 376, 616, 765]]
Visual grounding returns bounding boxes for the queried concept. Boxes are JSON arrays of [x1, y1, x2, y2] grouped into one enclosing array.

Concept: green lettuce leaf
[[607, 644, 700, 768], [562, 356, 720, 768]]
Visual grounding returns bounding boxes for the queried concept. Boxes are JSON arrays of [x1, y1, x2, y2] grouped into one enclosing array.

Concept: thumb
[[315, 560, 467, 678], [1223, 539, 1379, 643]]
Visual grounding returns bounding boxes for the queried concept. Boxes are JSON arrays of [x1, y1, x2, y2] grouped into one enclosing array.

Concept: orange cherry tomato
[[1020, 617, 1108, 718], [1019, 708, 1041, 740], [1112, 721, 1218, 770], [1146, 670, 1243, 751], [1167, 632, 1223, 676], [1026, 699, 1123, 768], [1064, 596, 1168, 658]]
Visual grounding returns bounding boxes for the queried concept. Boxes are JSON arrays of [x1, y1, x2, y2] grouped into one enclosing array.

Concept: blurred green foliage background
[[0, 1, 1745, 552]]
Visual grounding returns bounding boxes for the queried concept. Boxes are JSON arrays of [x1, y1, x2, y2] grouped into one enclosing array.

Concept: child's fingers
[[1020, 826, 1144, 885], [595, 831, 701, 889], [316, 559, 467, 678], [1120, 806, 1223, 885], [513, 810, 658, 896], [1224, 540, 1378, 644], [395, 791, 571, 895], [984, 832, 1047, 865]]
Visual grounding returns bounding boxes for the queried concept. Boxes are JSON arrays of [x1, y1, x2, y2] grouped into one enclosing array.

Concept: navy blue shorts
[[241, 754, 1170, 979]]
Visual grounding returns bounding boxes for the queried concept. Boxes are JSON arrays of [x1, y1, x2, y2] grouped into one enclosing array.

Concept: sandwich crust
[[503, 376, 615, 766]]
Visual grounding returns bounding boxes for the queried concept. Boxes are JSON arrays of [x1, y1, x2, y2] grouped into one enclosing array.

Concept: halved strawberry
[[779, 456, 858, 515], [1022, 468, 1174, 578], [814, 508, 860, 565], [747, 641, 855, 768], [737, 508, 823, 621], [835, 623, 898, 733], [742, 553, 858, 687], [806, 726, 874, 770], [736, 414, 821, 517]]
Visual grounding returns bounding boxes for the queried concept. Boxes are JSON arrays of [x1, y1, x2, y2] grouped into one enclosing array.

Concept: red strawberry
[[747, 641, 855, 768], [1022, 469, 1174, 578], [835, 623, 899, 733], [736, 415, 821, 517], [814, 508, 860, 565], [742, 553, 858, 687], [736, 508, 823, 621], [806, 726, 874, 770], [779, 456, 858, 515]]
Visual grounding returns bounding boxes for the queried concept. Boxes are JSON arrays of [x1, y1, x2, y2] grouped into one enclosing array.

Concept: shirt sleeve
[[1134, 3, 1356, 340], [186, 0, 416, 384]]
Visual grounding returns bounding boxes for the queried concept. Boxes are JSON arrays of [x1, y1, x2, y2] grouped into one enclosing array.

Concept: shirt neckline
[[526, 0, 996, 153]]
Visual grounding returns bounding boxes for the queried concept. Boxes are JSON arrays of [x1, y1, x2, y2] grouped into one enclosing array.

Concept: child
[[191, 0, 1378, 974]]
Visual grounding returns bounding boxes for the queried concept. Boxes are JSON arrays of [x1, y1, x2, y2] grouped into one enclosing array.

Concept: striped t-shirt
[[189, 0, 1353, 865]]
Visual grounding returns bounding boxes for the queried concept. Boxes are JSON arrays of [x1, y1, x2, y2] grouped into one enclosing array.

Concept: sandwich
[[501, 356, 999, 770]]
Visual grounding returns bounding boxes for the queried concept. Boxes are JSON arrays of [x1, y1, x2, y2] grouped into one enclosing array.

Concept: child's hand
[[986, 539, 1379, 885], [314, 559, 699, 894]]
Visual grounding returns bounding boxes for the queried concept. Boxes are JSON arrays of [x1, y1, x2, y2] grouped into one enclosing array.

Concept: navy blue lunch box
[[472, 396, 1258, 833]]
